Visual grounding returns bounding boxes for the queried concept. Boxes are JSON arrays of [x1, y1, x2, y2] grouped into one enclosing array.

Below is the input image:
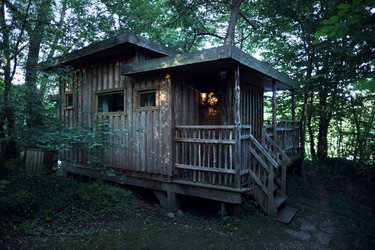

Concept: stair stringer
[[247, 135, 280, 211]]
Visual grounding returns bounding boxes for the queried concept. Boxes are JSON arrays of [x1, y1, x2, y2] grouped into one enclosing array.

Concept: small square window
[[97, 92, 124, 112], [139, 90, 156, 108], [66, 94, 73, 108]]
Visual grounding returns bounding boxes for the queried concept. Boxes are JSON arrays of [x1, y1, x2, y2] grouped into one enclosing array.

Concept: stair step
[[274, 206, 298, 224], [273, 195, 286, 208]]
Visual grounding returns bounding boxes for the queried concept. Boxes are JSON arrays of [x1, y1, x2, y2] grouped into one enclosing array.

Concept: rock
[[314, 232, 331, 245], [285, 229, 312, 241], [320, 220, 335, 234], [167, 212, 175, 219], [300, 221, 317, 232], [177, 210, 184, 216]]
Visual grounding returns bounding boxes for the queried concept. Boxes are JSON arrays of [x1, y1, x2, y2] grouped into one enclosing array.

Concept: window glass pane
[[66, 94, 73, 107], [97, 92, 124, 112], [139, 91, 156, 107]]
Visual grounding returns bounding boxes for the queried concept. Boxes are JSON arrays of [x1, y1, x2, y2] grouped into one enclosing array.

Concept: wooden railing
[[174, 125, 251, 187], [174, 121, 301, 210], [264, 119, 301, 159]]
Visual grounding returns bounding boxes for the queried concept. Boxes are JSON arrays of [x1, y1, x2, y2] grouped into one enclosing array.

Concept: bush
[[0, 189, 38, 223], [0, 175, 135, 228]]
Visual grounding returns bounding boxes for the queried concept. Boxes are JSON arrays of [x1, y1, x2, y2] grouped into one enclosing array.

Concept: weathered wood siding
[[172, 78, 200, 125], [60, 51, 174, 177], [240, 85, 263, 141], [125, 76, 172, 176], [61, 59, 128, 165]]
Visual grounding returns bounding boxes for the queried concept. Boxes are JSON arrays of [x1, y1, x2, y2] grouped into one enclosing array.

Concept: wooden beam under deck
[[62, 161, 248, 204]]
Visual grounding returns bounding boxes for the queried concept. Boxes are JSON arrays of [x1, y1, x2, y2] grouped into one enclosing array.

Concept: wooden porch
[[173, 120, 301, 210]]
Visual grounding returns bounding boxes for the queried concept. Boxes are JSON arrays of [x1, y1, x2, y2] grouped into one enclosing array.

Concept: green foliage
[[0, 189, 38, 222], [0, 175, 135, 233], [0, 180, 9, 192]]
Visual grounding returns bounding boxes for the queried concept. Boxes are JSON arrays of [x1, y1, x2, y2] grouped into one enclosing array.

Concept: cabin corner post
[[160, 74, 173, 176], [59, 75, 63, 126], [234, 64, 241, 189], [291, 89, 296, 121], [272, 79, 277, 142], [268, 79, 277, 209]]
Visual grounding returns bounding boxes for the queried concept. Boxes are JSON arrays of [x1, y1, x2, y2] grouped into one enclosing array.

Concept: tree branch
[[239, 11, 258, 30], [196, 32, 224, 40], [2, 0, 18, 13]]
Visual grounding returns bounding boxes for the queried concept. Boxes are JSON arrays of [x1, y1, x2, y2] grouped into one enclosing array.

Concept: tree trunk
[[307, 96, 316, 159], [317, 116, 330, 160], [25, 0, 52, 127], [316, 89, 330, 160], [224, 0, 242, 46], [0, 1, 19, 162]]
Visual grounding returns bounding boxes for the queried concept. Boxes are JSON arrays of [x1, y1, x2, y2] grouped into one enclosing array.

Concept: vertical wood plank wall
[[60, 52, 173, 177], [172, 78, 200, 126], [128, 76, 171, 176], [240, 85, 264, 141]]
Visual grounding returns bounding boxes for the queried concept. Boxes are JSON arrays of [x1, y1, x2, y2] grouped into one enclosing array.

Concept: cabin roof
[[49, 33, 177, 67], [122, 45, 293, 91]]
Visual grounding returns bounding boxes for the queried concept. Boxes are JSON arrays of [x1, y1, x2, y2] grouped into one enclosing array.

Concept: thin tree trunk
[[317, 116, 330, 160], [224, 0, 242, 46], [300, 43, 314, 180], [307, 96, 316, 159]]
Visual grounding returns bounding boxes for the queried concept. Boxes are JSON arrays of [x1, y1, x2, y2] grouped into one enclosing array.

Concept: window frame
[[96, 90, 126, 114], [137, 89, 158, 110], [65, 93, 74, 109]]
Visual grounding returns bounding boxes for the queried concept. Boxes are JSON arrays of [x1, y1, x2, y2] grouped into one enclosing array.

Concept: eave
[[122, 45, 293, 91], [45, 33, 177, 68]]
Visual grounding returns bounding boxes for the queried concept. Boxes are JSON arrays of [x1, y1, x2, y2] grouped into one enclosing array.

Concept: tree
[[316, 0, 375, 167], [249, 0, 374, 163], [24, 0, 53, 127], [0, 0, 32, 165]]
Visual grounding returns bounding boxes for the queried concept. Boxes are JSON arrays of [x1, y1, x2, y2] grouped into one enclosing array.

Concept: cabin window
[[97, 92, 124, 112], [138, 90, 156, 108], [66, 94, 73, 108]]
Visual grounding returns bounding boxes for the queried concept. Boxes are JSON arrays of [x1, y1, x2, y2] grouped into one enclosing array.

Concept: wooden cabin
[[56, 33, 302, 212]]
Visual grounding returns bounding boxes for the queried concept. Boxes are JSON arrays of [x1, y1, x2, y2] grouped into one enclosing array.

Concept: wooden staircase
[[246, 133, 292, 213]]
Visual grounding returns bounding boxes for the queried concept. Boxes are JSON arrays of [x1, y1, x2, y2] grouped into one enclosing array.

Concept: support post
[[234, 65, 241, 189], [281, 163, 286, 196], [154, 190, 181, 211], [268, 79, 277, 210], [272, 79, 277, 142], [291, 89, 296, 153], [291, 89, 295, 121]]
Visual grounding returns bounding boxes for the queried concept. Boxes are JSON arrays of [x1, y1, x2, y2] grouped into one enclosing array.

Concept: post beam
[[272, 79, 277, 141], [234, 64, 241, 189], [291, 89, 296, 121]]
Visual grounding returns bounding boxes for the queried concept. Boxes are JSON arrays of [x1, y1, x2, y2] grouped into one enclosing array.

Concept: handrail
[[175, 124, 252, 129], [174, 138, 235, 144], [264, 134, 291, 164], [263, 119, 300, 127], [249, 134, 279, 169], [175, 125, 235, 129]]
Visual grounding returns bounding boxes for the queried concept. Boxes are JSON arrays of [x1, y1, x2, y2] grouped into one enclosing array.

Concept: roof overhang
[[45, 33, 177, 68], [122, 45, 293, 91]]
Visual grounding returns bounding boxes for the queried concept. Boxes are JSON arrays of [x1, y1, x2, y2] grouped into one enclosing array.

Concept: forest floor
[[0, 165, 374, 249]]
